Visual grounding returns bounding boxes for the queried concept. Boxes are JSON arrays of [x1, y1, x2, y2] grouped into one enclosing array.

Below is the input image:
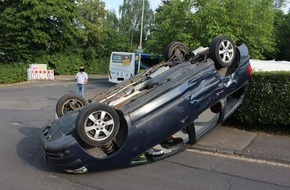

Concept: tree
[[119, 0, 154, 47], [274, 11, 290, 60], [193, 0, 276, 59], [76, 0, 108, 60], [103, 11, 133, 53], [146, 0, 196, 54], [146, 0, 277, 59], [0, 0, 80, 62], [47, 0, 132, 74]]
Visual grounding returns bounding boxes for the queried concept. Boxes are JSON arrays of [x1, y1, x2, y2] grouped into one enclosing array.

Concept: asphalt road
[[0, 77, 289, 190]]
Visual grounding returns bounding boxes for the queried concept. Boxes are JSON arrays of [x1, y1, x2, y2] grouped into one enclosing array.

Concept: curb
[[190, 144, 290, 166]]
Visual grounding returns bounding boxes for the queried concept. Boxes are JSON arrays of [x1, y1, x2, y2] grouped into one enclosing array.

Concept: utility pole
[[137, 0, 145, 72]]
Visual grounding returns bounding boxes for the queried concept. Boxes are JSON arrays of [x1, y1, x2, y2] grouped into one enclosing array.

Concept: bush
[[0, 52, 110, 84], [233, 71, 290, 130], [84, 58, 109, 75], [48, 53, 109, 75], [0, 63, 28, 84], [49, 54, 84, 75]]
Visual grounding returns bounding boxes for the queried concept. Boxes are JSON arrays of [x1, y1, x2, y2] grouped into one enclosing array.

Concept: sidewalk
[[191, 125, 290, 165], [0, 74, 107, 88]]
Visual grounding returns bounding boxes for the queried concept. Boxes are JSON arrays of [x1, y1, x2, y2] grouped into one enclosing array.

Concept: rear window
[[112, 53, 133, 65], [49, 111, 79, 140]]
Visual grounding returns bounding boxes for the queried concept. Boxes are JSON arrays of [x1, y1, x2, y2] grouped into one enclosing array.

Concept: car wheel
[[56, 94, 87, 118], [76, 103, 120, 146], [164, 41, 189, 61], [209, 35, 236, 68]]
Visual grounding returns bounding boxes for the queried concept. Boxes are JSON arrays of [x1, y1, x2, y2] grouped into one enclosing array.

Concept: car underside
[[42, 35, 252, 173]]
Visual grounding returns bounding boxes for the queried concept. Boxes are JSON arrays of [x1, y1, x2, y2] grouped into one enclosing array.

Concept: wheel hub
[[95, 120, 106, 131], [63, 99, 84, 114], [219, 40, 234, 63], [84, 111, 115, 141]]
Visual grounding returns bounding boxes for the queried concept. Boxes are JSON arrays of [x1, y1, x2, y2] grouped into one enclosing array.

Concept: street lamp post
[[138, 0, 145, 72]]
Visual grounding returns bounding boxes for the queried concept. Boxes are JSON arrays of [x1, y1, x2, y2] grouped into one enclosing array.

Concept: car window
[[112, 53, 133, 65], [50, 111, 79, 137]]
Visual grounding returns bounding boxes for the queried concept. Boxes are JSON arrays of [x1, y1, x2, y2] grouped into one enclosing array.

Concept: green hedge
[[49, 54, 109, 75], [233, 71, 290, 130], [0, 53, 110, 83], [0, 63, 29, 84]]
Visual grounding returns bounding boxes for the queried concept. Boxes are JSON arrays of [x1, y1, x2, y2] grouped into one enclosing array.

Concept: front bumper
[[41, 134, 94, 173]]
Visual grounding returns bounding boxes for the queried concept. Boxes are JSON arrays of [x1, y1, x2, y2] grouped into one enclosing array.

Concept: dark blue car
[[41, 35, 252, 173]]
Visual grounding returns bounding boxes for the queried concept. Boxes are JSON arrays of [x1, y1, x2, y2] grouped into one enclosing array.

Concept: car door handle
[[180, 116, 188, 123]]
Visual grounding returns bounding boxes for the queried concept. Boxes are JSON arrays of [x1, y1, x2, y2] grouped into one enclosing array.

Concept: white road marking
[[187, 149, 290, 168]]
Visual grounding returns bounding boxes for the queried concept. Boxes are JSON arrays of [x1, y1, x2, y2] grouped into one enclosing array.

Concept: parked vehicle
[[108, 52, 160, 83], [41, 35, 252, 173]]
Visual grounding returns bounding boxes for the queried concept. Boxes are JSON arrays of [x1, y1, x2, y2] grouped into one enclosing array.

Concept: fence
[[27, 64, 54, 80], [27, 69, 54, 80]]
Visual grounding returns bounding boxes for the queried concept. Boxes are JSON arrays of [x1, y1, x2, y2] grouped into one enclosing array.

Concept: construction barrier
[[27, 69, 54, 80]]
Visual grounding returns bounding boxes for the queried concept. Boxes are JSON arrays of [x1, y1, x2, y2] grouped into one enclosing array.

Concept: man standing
[[75, 66, 88, 97]]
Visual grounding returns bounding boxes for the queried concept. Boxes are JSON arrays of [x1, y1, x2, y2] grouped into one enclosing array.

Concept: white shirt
[[75, 72, 88, 84]]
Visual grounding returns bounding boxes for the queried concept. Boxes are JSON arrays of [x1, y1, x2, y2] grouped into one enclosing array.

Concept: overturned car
[[41, 35, 252, 173]]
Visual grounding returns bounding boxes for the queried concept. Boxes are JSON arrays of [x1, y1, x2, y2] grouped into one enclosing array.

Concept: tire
[[76, 103, 120, 146], [56, 94, 87, 118], [164, 41, 189, 61], [209, 35, 236, 68]]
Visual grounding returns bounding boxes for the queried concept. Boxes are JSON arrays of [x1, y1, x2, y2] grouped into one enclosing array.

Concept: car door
[[182, 66, 222, 137]]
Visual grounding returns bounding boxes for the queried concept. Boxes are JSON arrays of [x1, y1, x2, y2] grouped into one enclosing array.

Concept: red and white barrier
[[47, 70, 54, 80], [27, 69, 54, 80]]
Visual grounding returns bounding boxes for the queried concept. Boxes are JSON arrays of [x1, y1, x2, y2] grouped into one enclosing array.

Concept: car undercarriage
[[42, 35, 252, 173]]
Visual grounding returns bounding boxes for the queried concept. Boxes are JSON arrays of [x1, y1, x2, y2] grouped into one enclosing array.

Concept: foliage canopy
[[0, 0, 289, 77], [146, 0, 277, 59]]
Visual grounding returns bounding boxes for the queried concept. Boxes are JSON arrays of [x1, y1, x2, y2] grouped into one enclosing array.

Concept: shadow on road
[[17, 126, 62, 173], [88, 78, 115, 89]]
